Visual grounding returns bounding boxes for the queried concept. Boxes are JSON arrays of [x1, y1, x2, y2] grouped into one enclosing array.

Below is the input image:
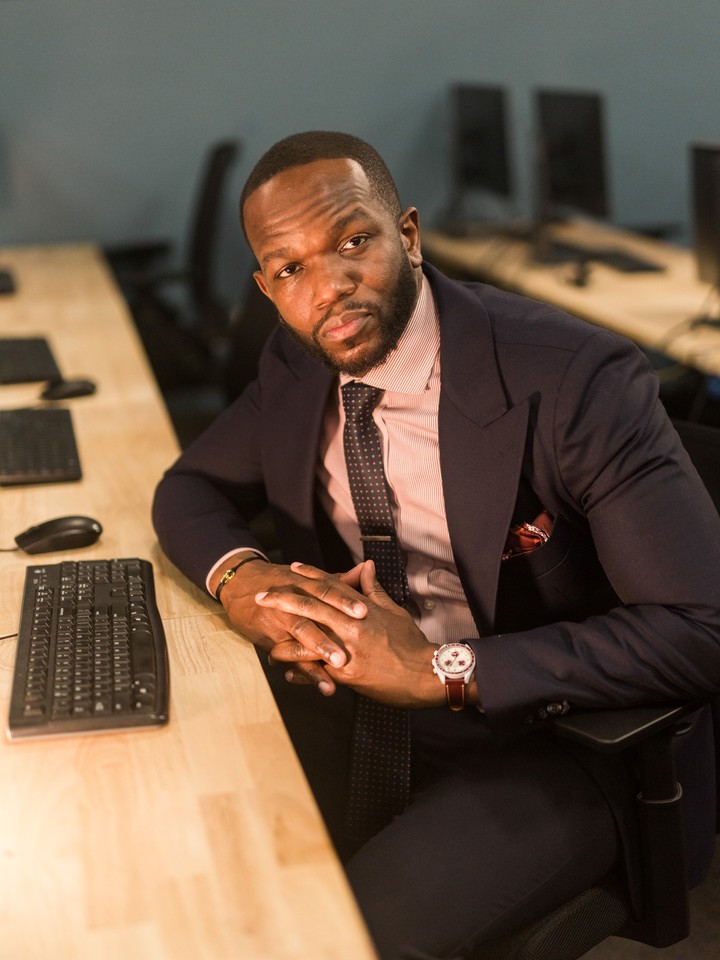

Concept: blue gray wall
[[2, 0, 719, 301]]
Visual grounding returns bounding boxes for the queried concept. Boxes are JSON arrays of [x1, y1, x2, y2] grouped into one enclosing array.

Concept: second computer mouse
[[40, 379, 97, 401], [15, 516, 103, 554]]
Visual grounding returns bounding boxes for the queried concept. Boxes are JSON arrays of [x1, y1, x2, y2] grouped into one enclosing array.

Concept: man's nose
[[314, 258, 357, 309]]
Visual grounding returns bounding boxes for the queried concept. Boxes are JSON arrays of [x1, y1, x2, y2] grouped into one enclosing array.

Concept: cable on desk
[[654, 287, 720, 355]]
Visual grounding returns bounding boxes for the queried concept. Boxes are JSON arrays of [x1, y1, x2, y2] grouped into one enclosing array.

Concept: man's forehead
[[248, 157, 370, 210], [244, 157, 384, 251]]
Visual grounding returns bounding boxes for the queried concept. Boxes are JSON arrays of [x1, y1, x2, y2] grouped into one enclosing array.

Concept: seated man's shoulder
[[468, 282, 636, 373]]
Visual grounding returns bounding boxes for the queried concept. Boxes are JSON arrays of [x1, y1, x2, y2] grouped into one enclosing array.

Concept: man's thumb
[[360, 559, 395, 607]]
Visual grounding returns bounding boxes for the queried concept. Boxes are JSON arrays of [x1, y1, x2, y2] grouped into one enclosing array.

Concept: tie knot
[[341, 381, 383, 422]]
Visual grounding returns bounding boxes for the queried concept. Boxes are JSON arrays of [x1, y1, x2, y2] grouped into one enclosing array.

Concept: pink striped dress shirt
[[317, 276, 479, 646]]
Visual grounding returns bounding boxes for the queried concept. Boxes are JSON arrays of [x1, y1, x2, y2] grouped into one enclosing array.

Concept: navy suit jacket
[[153, 262, 720, 891]]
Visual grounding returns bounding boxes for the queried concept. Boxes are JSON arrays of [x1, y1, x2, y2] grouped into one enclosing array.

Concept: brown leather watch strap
[[445, 679, 466, 712]]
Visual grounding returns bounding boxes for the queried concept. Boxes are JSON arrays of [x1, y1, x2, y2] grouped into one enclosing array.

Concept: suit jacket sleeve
[[152, 373, 269, 589], [473, 329, 720, 730]]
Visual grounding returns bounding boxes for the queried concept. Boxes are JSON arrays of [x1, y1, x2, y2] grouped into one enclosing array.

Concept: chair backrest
[[185, 140, 240, 305], [673, 418, 720, 512], [222, 277, 279, 403]]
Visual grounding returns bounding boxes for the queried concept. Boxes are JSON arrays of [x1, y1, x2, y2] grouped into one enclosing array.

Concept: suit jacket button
[[546, 701, 570, 716]]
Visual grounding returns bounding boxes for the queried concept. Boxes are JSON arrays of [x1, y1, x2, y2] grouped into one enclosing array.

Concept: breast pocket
[[495, 513, 619, 633]]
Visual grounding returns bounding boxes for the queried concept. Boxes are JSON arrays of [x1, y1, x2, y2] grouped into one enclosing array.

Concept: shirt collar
[[339, 274, 439, 395]]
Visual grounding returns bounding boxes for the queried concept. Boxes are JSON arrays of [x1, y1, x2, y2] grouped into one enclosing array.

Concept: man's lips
[[321, 311, 373, 342]]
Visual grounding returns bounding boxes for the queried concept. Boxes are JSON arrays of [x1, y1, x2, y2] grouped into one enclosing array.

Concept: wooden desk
[[422, 219, 720, 378], [0, 245, 377, 960]]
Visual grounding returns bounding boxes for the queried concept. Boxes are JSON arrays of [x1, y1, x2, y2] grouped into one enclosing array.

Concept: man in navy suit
[[153, 131, 720, 959]]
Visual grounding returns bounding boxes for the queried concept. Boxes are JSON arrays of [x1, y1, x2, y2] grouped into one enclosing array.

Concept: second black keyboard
[[0, 407, 82, 486], [0, 337, 62, 384]]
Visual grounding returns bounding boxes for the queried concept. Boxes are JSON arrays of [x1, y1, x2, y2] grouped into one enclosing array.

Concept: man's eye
[[341, 235, 368, 252], [277, 264, 300, 279]]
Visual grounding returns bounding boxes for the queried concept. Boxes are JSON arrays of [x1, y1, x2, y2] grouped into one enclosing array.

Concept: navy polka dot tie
[[341, 381, 411, 846]]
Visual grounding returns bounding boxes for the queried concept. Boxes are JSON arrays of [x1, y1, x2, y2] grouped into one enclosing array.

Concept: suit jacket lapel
[[263, 342, 336, 563], [428, 264, 531, 635]]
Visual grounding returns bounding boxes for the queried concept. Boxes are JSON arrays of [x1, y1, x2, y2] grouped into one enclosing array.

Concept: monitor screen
[[450, 84, 512, 203], [690, 142, 720, 288], [535, 89, 609, 222]]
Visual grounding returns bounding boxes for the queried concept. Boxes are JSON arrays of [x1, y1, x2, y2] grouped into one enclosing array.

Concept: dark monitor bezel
[[449, 83, 513, 202], [690, 142, 720, 288], [534, 88, 610, 222]]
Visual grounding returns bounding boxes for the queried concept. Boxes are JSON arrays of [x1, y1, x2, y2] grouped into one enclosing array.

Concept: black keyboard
[[8, 559, 170, 740], [535, 239, 664, 273], [0, 407, 82, 486], [596, 248, 666, 273], [0, 269, 16, 295], [0, 337, 62, 384]]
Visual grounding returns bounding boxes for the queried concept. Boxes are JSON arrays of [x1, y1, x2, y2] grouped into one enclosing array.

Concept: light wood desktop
[[422, 218, 720, 378], [0, 245, 377, 960]]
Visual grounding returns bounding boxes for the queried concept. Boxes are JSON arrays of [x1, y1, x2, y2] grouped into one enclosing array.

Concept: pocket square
[[502, 510, 553, 560]]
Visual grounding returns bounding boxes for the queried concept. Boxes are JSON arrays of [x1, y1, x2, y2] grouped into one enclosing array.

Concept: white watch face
[[435, 643, 475, 677]]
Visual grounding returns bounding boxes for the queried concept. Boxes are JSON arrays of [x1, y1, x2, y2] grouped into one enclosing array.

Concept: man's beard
[[278, 253, 419, 377]]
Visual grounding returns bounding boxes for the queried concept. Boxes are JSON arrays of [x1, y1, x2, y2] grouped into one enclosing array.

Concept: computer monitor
[[534, 89, 609, 223], [690, 142, 720, 289], [443, 83, 513, 227]]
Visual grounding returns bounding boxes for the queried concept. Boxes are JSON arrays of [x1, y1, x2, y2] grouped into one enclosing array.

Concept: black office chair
[[106, 139, 240, 390], [161, 274, 279, 450], [480, 704, 700, 960], [222, 274, 279, 404], [479, 418, 720, 960], [672, 418, 720, 507]]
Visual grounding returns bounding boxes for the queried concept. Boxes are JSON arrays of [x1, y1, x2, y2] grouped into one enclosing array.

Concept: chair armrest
[[621, 222, 682, 240], [115, 265, 194, 301], [549, 702, 696, 753], [136, 267, 193, 287], [104, 240, 173, 270]]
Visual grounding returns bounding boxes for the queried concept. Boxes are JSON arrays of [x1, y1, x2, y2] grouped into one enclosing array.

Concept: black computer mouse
[[15, 516, 103, 554], [40, 379, 97, 401]]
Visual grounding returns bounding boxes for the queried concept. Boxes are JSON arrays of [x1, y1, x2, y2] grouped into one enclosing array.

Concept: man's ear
[[253, 269, 272, 300], [399, 207, 422, 267]]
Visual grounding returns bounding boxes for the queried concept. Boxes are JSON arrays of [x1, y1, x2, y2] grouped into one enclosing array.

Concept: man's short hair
[[240, 130, 402, 242]]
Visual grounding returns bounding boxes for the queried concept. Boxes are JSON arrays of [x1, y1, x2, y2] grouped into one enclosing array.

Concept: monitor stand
[[689, 301, 720, 331], [527, 219, 593, 264], [528, 220, 665, 274], [436, 216, 509, 239], [436, 190, 519, 239]]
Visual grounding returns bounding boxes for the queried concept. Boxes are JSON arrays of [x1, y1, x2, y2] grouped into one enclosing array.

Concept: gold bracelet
[[215, 555, 268, 600]]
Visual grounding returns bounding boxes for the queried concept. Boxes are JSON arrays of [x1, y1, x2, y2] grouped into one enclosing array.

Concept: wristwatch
[[432, 642, 476, 711]]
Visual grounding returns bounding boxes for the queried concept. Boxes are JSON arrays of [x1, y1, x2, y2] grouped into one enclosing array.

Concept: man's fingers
[[284, 664, 336, 696], [288, 561, 368, 618], [255, 587, 363, 650], [358, 559, 397, 608], [269, 634, 346, 668], [335, 562, 366, 588], [288, 560, 328, 581]]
